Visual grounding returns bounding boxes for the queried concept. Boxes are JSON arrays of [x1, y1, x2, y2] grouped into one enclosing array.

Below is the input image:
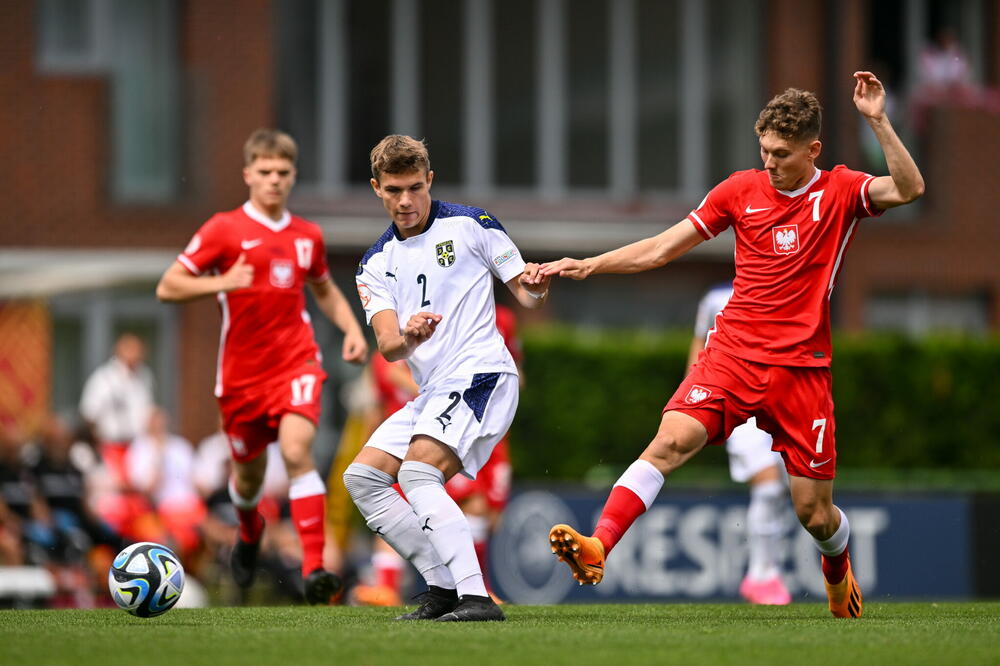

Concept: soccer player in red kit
[[156, 129, 368, 604], [533, 73, 924, 618]]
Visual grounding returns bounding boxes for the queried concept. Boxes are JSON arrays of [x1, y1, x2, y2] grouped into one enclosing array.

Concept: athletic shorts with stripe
[[365, 372, 518, 479], [664, 347, 837, 479], [219, 362, 327, 463]]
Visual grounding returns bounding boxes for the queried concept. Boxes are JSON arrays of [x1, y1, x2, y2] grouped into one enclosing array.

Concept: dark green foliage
[[510, 327, 1000, 480]]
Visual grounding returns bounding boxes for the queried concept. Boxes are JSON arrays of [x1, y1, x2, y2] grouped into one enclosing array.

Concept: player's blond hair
[[755, 88, 822, 142], [243, 129, 298, 166], [369, 135, 430, 182]]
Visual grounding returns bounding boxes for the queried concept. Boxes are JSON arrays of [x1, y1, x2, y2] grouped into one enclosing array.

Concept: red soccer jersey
[[177, 202, 330, 396], [687, 165, 882, 367], [494, 304, 522, 364]]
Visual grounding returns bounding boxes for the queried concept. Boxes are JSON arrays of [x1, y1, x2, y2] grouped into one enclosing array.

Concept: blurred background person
[[78, 332, 156, 542], [127, 407, 206, 563], [79, 332, 154, 488], [688, 283, 791, 605], [0, 422, 57, 566], [23, 413, 126, 606]]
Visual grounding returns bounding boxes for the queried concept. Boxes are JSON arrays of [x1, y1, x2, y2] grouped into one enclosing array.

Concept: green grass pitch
[[2, 602, 998, 666]]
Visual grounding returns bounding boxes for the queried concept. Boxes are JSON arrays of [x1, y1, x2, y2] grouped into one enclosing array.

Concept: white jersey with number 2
[[356, 200, 526, 389]]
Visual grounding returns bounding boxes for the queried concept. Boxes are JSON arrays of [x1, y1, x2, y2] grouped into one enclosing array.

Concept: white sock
[[228, 477, 263, 509], [399, 461, 488, 598], [813, 507, 850, 557], [613, 459, 665, 509], [343, 463, 455, 589], [746, 479, 786, 581]]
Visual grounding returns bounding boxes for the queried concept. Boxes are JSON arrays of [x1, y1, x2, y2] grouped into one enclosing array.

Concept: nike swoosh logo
[[299, 516, 321, 528], [809, 458, 832, 468], [241, 239, 263, 250], [745, 205, 772, 214]]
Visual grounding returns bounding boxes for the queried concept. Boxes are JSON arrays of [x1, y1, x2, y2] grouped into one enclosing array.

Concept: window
[[277, 0, 763, 201], [36, 0, 180, 203]]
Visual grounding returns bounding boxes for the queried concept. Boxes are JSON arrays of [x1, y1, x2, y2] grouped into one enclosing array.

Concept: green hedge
[[509, 327, 1000, 481]]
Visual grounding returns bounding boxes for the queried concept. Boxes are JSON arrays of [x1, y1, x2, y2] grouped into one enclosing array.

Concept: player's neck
[[396, 214, 430, 239], [248, 198, 286, 221]]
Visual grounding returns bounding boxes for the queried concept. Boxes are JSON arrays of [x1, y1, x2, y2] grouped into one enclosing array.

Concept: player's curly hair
[[243, 129, 298, 166], [370, 135, 430, 181], [754, 88, 822, 141]]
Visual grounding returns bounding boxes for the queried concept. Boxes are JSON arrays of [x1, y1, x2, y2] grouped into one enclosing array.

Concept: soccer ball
[[108, 542, 185, 617]]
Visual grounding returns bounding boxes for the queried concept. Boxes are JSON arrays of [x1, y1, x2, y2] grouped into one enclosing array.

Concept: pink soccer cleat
[[739, 574, 792, 605]]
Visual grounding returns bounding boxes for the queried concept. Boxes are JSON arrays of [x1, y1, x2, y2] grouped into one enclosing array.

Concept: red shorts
[[445, 438, 512, 511], [664, 347, 836, 479], [218, 363, 327, 463]]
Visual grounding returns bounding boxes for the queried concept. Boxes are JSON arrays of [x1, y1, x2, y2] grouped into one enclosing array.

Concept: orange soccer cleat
[[351, 583, 403, 607], [549, 524, 606, 585], [825, 557, 863, 618]]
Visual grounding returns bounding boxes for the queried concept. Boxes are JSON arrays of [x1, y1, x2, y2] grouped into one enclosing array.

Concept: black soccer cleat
[[230, 537, 261, 589], [304, 568, 344, 605], [434, 594, 506, 622], [395, 586, 459, 620]]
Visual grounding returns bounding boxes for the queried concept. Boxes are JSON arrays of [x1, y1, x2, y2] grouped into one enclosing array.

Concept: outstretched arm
[[309, 278, 369, 363], [506, 262, 551, 308], [538, 219, 704, 280], [853, 71, 925, 209]]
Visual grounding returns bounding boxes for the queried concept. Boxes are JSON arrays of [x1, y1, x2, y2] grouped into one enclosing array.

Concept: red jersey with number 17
[[177, 202, 330, 397], [687, 165, 883, 367]]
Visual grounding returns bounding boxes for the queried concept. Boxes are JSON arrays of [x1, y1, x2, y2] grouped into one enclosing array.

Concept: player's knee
[[793, 499, 836, 535], [645, 430, 701, 468], [343, 463, 395, 503], [397, 460, 445, 495]]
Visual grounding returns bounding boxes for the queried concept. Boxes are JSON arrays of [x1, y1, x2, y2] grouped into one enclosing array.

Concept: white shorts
[[364, 372, 518, 479], [726, 417, 783, 483]]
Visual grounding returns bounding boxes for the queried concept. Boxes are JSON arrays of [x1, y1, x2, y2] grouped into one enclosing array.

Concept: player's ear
[[370, 177, 382, 198], [242, 167, 252, 187], [809, 139, 822, 160], [426, 170, 434, 188]]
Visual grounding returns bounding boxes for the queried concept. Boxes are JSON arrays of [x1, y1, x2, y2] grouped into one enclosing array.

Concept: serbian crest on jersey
[[270, 259, 295, 288], [772, 224, 800, 254], [684, 385, 712, 405], [436, 240, 456, 267]]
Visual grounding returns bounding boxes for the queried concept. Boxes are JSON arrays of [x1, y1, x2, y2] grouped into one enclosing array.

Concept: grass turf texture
[[2, 602, 998, 666]]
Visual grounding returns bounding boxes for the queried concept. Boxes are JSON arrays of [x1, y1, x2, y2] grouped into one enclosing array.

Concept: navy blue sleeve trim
[[356, 226, 396, 276], [436, 200, 507, 233]]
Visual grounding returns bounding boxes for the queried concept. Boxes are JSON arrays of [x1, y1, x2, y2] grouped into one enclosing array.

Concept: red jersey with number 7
[[687, 165, 883, 367], [176, 202, 330, 396]]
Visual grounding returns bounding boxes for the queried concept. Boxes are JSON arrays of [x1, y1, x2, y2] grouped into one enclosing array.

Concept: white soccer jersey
[[694, 282, 735, 339], [356, 200, 526, 388]]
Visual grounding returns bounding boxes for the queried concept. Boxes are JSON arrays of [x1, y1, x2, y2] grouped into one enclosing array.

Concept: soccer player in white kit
[[345, 135, 550, 622], [691, 283, 791, 605]]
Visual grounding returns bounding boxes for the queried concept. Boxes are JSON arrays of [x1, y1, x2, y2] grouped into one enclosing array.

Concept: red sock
[[290, 493, 326, 576], [236, 507, 265, 544], [822, 549, 850, 584], [373, 552, 403, 592], [593, 485, 647, 555]]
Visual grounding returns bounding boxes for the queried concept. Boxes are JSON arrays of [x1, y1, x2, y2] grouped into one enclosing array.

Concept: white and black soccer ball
[[108, 542, 185, 618]]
